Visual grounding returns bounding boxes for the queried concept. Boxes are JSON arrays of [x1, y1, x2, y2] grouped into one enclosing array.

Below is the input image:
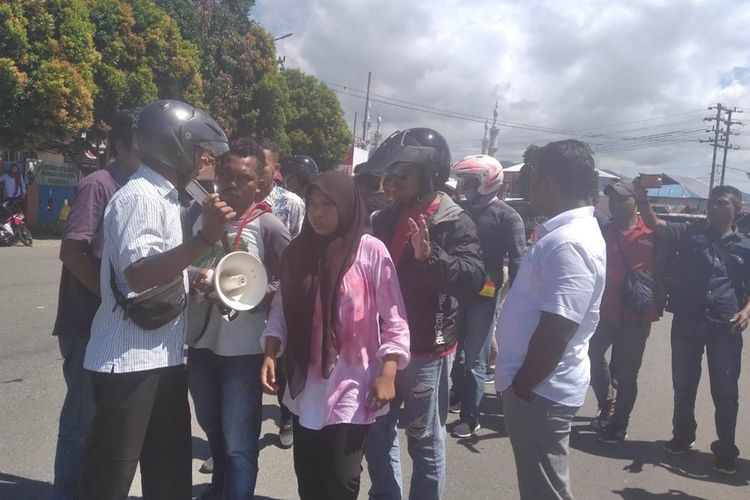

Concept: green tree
[[0, 0, 98, 149], [87, 0, 203, 144], [174, 0, 283, 142], [283, 69, 351, 171]]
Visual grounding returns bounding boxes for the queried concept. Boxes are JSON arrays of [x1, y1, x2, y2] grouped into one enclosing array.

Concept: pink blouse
[[261, 234, 411, 430]]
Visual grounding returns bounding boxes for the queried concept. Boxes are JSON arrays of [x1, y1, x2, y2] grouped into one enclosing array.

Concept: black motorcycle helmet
[[281, 155, 319, 179], [359, 128, 451, 195], [134, 100, 229, 180], [280, 155, 319, 197]]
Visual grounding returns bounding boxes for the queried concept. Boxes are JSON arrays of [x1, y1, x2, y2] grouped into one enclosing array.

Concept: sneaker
[[279, 417, 294, 448], [598, 425, 627, 444], [449, 401, 462, 414], [484, 372, 496, 384], [591, 399, 616, 431], [713, 456, 737, 475], [663, 437, 695, 455], [452, 421, 481, 438], [199, 456, 213, 474]]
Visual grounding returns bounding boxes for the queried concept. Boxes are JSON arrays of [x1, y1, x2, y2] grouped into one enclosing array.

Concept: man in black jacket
[[449, 154, 526, 438], [362, 128, 484, 500]]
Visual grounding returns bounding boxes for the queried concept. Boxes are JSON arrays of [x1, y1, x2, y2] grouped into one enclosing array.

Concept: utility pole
[[719, 108, 743, 185], [701, 103, 744, 189], [362, 72, 372, 147], [701, 104, 723, 191]]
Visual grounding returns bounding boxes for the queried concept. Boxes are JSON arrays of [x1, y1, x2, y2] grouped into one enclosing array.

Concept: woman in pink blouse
[[260, 171, 410, 500]]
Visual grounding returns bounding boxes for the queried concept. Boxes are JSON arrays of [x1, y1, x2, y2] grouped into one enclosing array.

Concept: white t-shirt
[[495, 206, 606, 407]]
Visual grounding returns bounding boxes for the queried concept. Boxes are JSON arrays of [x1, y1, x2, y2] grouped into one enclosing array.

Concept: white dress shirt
[[495, 206, 606, 407], [84, 165, 188, 373]]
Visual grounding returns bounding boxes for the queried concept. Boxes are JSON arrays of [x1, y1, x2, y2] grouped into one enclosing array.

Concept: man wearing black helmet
[[280, 155, 319, 198], [80, 100, 236, 500], [363, 128, 485, 499]]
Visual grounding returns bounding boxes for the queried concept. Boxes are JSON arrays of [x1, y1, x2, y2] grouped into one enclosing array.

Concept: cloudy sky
[[254, 0, 750, 191]]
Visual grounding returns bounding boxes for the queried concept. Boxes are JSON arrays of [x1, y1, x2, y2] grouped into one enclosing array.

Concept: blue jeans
[[366, 352, 453, 500], [451, 297, 496, 426], [52, 335, 95, 500], [671, 316, 743, 460], [188, 348, 264, 499]]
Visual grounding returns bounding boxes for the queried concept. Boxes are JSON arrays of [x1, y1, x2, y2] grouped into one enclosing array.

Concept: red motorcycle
[[0, 198, 32, 246]]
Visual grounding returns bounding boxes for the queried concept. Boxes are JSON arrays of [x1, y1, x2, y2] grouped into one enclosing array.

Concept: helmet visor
[[198, 139, 229, 157], [363, 132, 437, 175]]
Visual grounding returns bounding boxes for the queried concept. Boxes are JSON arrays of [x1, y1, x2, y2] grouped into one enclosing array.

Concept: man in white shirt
[[81, 100, 235, 500], [495, 140, 606, 500]]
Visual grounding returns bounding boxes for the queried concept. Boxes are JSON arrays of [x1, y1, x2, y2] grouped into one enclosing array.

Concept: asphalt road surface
[[1, 242, 749, 499]]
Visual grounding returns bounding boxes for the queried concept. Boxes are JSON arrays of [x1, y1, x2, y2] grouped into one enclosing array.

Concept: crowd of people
[[48, 99, 748, 500]]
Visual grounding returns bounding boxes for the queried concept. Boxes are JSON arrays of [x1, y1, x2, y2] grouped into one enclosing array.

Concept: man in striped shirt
[[80, 100, 234, 500]]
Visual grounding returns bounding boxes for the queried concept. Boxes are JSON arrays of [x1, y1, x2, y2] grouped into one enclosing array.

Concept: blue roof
[[647, 182, 704, 199]]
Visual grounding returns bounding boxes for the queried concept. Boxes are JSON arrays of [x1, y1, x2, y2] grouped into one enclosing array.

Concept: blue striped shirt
[[84, 165, 188, 373]]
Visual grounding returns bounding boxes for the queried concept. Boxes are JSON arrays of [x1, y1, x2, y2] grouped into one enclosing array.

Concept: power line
[[327, 80, 709, 143], [328, 78, 735, 157]]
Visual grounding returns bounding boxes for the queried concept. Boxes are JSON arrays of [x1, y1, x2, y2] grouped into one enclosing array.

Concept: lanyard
[[221, 203, 264, 253]]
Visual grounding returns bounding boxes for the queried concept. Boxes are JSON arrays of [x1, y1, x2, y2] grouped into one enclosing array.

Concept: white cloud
[[254, 0, 750, 191]]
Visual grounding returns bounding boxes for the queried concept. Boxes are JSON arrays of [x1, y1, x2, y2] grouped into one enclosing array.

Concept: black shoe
[[279, 417, 294, 449], [449, 401, 462, 414], [451, 421, 481, 438], [713, 456, 737, 475], [591, 399, 615, 431], [199, 456, 214, 474], [663, 437, 695, 455], [598, 425, 627, 444]]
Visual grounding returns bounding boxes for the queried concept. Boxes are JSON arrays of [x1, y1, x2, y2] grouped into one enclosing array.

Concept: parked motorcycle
[[0, 198, 32, 247]]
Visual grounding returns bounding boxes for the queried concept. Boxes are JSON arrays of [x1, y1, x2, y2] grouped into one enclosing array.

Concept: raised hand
[[408, 214, 431, 262]]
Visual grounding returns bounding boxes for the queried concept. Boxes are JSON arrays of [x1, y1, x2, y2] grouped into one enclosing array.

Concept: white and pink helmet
[[451, 154, 504, 195]]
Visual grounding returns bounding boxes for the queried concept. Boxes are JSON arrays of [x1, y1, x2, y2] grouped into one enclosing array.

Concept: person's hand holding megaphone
[[191, 267, 216, 297], [200, 193, 236, 244]]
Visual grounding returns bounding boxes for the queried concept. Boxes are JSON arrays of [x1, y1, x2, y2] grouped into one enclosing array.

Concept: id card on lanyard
[[221, 203, 269, 253]]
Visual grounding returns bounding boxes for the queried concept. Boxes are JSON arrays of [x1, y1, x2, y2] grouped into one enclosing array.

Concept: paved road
[[0, 242, 748, 499]]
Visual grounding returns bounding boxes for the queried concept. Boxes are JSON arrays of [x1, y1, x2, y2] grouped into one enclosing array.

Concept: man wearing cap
[[588, 181, 662, 444]]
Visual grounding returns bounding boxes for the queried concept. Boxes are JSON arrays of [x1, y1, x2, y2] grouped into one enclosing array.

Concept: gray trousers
[[504, 389, 578, 500]]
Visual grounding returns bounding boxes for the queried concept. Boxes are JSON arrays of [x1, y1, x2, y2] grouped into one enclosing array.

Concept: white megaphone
[[212, 251, 268, 311]]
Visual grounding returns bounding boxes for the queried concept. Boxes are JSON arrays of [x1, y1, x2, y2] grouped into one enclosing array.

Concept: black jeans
[[588, 319, 651, 430], [80, 366, 192, 500], [292, 417, 369, 500], [671, 315, 743, 459]]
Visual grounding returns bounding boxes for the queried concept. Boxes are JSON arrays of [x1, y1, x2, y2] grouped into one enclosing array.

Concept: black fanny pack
[[621, 268, 655, 314], [109, 263, 187, 330]]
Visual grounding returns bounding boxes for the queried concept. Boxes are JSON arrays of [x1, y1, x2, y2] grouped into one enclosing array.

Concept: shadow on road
[[571, 424, 749, 487], [612, 487, 708, 499], [0, 472, 52, 500]]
